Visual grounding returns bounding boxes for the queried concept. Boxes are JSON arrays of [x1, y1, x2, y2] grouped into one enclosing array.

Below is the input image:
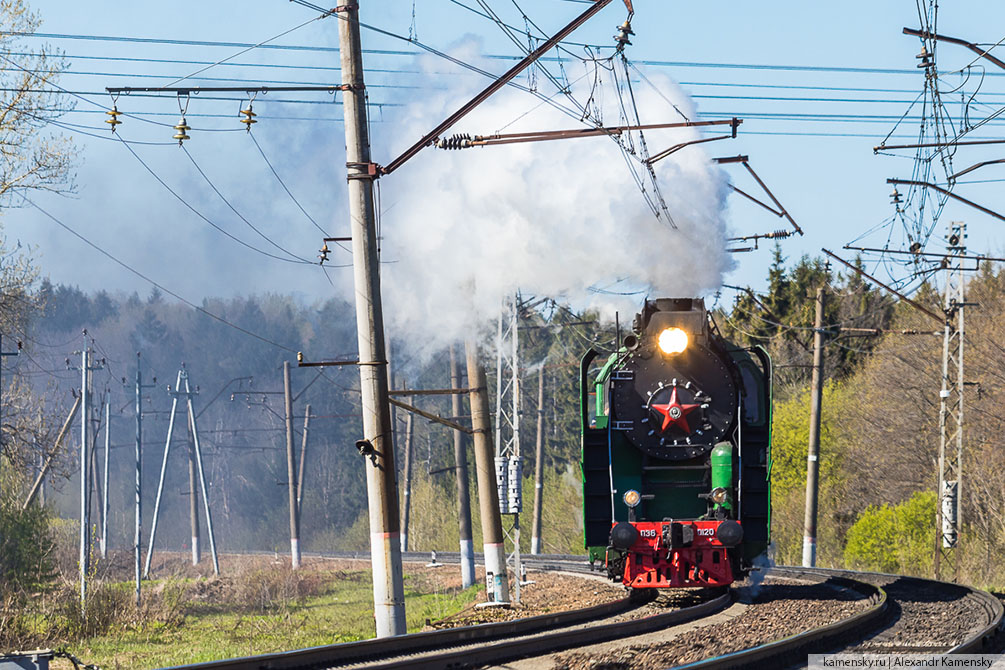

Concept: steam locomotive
[[581, 298, 771, 589]]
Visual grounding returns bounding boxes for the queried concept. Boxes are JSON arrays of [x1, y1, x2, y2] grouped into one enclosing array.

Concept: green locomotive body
[[581, 298, 771, 588]]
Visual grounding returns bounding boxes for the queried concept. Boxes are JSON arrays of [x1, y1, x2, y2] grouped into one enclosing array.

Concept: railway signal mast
[[495, 294, 523, 604], [935, 222, 967, 581]]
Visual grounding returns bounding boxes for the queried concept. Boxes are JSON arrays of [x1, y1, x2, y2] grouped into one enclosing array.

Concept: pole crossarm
[[388, 397, 473, 435], [380, 0, 615, 176], [887, 178, 1005, 224], [713, 155, 803, 235], [822, 249, 945, 324], [440, 118, 741, 150], [388, 387, 482, 396], [106, 86, 339, 94], [903, 27, 1005, 72], [843, 244, 1005, 263], [729, 185, 785, 217], [949, 158, 1005, 182], [646, 129, 739, 166], [875, 138, 1005, 153]]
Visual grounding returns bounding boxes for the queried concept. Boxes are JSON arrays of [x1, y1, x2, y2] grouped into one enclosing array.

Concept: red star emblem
[[651, 387, 700, 434]]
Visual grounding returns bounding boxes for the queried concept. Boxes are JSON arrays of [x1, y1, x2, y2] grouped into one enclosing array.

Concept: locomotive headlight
[[657, 327, 688, 355], [623, 489, 642, 508], [710, 487, 729, 505]]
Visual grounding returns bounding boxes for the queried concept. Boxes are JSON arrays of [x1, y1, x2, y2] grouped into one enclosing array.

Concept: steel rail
[[156, 582, 728, 670], [949, 583, 1005, 652], [359, 593, 730, 670], [335, 554, 1005, 655], [791, 567, 1004, 654], [151, 556, 1001, 669], [674, 567, 888, 669], [158, 597, 647, 670]]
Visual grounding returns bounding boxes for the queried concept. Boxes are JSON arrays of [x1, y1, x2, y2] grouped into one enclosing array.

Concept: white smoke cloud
[[375, 40, 733, 354]]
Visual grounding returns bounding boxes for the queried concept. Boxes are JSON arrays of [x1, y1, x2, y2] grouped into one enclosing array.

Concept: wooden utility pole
[[466, 339, 510, 604], [802, 287, 826, 567], [284, 361, 301, 568], [449, 345, 475, 587], [531, 366, 545, 554], [337, 1, 406, 636]]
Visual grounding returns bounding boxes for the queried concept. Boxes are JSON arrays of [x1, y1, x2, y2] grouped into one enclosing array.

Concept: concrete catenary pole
[[186, 404, 200, 566], [297, 404, 311, 514], [400, 401, 414, 552], [465, 339, 510, 604], [802, 287, 826, 567], [185, 380, 220, 576], [284, 361, 301, 568], [144, 371, 181, 579], [89, 417, 103, 561], [100, 396, 110, 559], [531, 365, 545, 554], [135, 354, 143, 607], [338, 1, 406, 636], [79, 346, 89, 604], [449, 345, 475, 588]]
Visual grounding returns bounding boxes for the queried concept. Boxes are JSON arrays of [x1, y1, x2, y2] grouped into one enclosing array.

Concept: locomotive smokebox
[[612, 298, 739, 461]]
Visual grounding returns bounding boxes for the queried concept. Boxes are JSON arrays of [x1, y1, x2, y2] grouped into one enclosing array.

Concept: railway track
[[155, 556, 1002, 670]]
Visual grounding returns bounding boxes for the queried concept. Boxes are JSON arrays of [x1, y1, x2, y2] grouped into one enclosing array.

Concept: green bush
[[844, 491, 935, 575], [58, 581, 133, 640], [0, 496, 58, 648], [0, 496, 56, 597]]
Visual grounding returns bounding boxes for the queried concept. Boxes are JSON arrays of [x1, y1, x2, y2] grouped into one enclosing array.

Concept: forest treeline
[[5, 243, 1005, 642], [5, 277, 601, 562]]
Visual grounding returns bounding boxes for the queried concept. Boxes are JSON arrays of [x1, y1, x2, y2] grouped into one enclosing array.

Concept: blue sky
[[11, 1, 1005, 313]]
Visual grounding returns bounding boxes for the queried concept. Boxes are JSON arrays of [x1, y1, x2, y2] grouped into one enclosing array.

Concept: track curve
[[152, 555, 1003, 670]]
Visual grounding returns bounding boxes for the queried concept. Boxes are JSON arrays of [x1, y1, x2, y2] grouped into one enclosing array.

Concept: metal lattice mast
[[935, 221, 966, 581], [494, 294, 523, 603]]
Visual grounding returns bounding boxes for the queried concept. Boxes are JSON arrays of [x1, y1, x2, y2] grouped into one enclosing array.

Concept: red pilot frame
[[608, 520, 738, 588]]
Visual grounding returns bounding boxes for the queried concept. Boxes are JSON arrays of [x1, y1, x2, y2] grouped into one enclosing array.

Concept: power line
[[26, 49, 1005, 92], [248, 132, 330, 238], [22, 195, 299, 354], [118, 138, 314, 265], [26, 31, 1002, 77], [17, 82, 1005, 109], [162, 14, 324, 88], [181, 145, 315, 263]]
